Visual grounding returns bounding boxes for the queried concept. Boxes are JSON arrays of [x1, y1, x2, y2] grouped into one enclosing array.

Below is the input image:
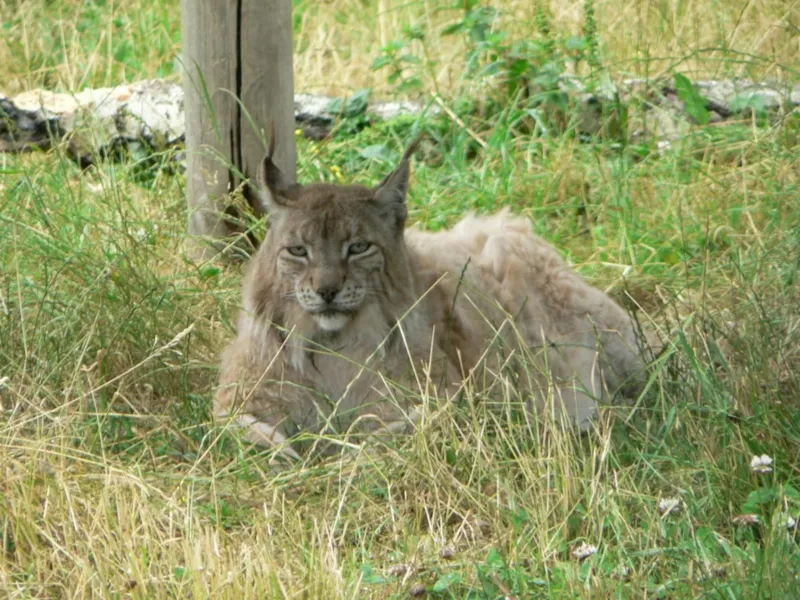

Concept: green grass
[[2, 0, 800, 598]]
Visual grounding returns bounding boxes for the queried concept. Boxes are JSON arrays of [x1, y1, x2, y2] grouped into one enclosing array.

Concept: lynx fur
[[215, 138, 655, 459]]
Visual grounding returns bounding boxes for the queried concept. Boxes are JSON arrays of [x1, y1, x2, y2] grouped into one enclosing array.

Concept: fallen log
[[1, 77, 797, 167]]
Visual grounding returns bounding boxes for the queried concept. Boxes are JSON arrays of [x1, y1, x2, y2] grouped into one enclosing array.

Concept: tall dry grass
[[0, 0, 797, 96]]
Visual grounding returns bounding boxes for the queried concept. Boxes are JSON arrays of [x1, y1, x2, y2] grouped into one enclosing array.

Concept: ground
[[1, 1, 799, 598]]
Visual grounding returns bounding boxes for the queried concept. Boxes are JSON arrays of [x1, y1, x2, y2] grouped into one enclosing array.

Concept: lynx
[[215, 138, 656, 459]]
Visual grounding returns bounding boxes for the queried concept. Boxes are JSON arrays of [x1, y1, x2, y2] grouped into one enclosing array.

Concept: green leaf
[[441, 22, 465, 36], [486, 548, 505, 571], [674, 72, 710, 125], [396, 78, 423, 94], [404, 25, 425, 41], [372, 55, 392, 71], [783, 484, 800, 501], [327, 97, 344, 114], [400, 53, 422, 65], [742, 485, 778, 513], [749, 486, 778, 505], [432, 571, 463, 592], [344, 89, 371, 117], [566, 36, 588, 51], [729, 93, 768, 116], [696, 526, 716, 547], [359, 144, 392, 161], [384, 39, 406, 52], [506, 58, 531, 82], [200, 266, 222, 279], [360, 563, 389, 585], [716, 533, 734, 559], [327, 89, 371, 118], [113, 40, 134, 64]]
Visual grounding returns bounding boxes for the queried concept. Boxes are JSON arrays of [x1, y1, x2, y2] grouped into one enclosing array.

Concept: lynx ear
[[374, 159, 410, 206], [255, 123, 296, 214], [373, 135, 424, 230]]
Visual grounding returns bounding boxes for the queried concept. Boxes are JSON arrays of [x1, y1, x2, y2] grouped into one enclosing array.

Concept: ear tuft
[[373, 134, 425, 228], [255, 122, 296, 214]]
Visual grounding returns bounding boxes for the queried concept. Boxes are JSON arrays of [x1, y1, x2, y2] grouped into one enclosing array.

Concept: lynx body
[[215, 140, 654, 458]]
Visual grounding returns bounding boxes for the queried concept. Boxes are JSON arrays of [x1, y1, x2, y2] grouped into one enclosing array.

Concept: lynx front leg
[[367, 406, 424, 438], [550, 385, 599, 431], [214, 372, 302, 462], [525, 345, 603, 431], [527, 381, 599, 431], [215, 406, 302, 462], [355, 351, 458, 442]]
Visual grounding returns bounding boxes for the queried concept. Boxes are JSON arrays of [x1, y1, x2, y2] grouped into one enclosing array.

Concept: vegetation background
[[1, 0, 798, 597]]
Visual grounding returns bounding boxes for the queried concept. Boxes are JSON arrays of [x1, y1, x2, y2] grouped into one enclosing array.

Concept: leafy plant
[[328, 88, 372, 136], [371, 1, 619, 143], [372, 25, 427, 96], [439, 2, 606, 137], [582, 0, 601, 72], [674, 72, 711, 125]]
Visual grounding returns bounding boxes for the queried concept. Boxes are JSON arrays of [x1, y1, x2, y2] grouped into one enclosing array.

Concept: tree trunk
[[182, 0, 296, 261]]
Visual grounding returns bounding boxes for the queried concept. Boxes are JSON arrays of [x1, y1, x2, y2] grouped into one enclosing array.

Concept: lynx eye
[[286, 245, 308, 257], [347, 241, 371, 256]]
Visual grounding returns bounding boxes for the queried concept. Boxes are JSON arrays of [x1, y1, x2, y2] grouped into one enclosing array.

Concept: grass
[[0, 0, 797, 96], [2, 0, 800, 598]]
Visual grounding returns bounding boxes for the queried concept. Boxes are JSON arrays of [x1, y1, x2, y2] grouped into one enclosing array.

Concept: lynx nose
[[316, 286, 340, 304]]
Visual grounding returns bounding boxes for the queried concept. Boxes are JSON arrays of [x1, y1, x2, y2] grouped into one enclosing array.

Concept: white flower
[[658, 497, 683, 516], [732, 514, 760, 526], [750, 454, 773, 474], [612, 565, 632, 579], [779, 514, 797, 531], [572, 542, 598, 560], [657, 140, 673, 153], [86, 182, 104, 195]]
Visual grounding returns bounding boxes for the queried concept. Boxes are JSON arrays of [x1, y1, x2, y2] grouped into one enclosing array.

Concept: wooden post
[[181, 0, 297, 261]]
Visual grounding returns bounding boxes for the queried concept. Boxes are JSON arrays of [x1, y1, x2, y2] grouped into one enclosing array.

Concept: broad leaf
[[674, 72, 710, 125]]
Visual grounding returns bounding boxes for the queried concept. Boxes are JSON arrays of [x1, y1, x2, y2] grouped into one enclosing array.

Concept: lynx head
[[247, 137, 421, 335]]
